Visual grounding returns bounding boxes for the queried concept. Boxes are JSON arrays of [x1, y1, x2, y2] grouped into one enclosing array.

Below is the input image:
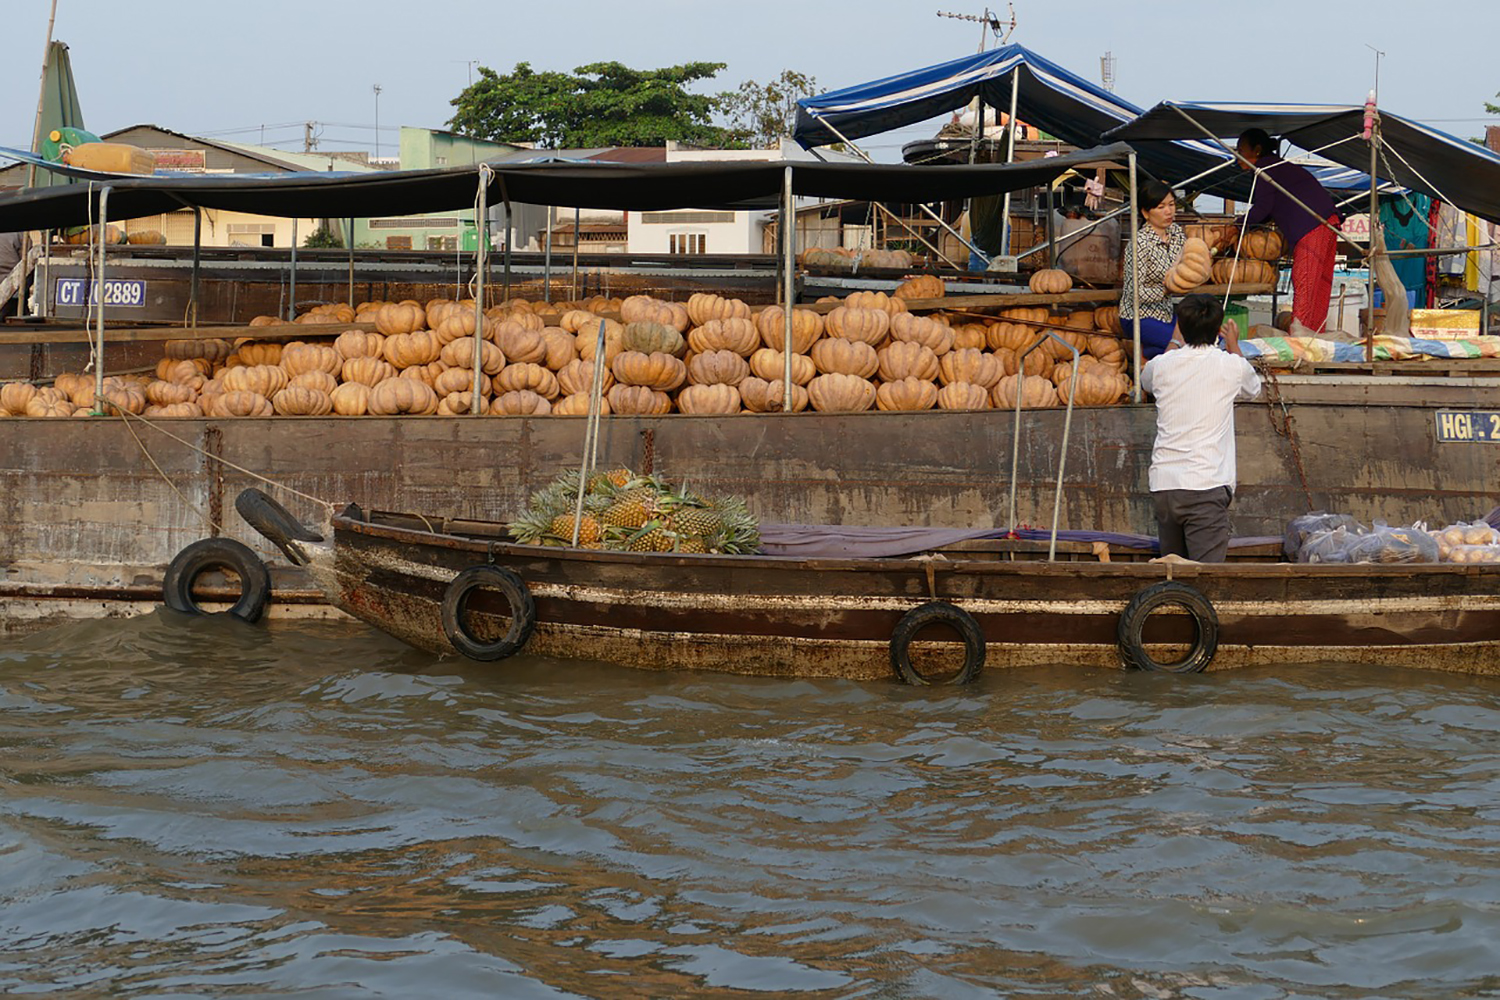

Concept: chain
[[1257, 362, 1315, 511]]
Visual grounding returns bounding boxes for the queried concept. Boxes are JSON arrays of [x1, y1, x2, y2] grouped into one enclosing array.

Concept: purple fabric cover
[[757, 523, 1281, 559]]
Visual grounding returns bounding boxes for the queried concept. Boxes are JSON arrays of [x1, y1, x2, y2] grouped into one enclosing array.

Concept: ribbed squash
[[621, 321, 686, 358], [495, 362, 560, 399], [382, 330, 441, 369], [687, 349, 750, 387], [755, 306, 823, 354], [433, 367, 490, 397], [432, 311, 486, 346], [748, 349, 815, 386], [620, 295, 689, 332], [330, 382, 369, 416], [986, 321, 1033, 353], [1061, 310, 1096, 332], [575, 322, 624, 365], [1093, 306, 1123, 335], [1239, 228, 1285, 261], [889, 313, 954, 355], [1057, 365, 1129, 407], [893, 275, 945, 300], [1028, 269, 1073, 294], [687, 292, 752, 327], [607, 384, 673, 415], [439, 337, 505, 375], [876, 377, 938, 412], [877, 341, 940, 382], [221, 364, 288, 398], [368, 377, 439, 415], [26, 398, 75, 417], [1086, 335, 1127, 371], [540, 328, 578, 370], [334, 329, 385, 360], [492, 323, 546, 365], [150, 402, 201, 418], [1042, 328, 1090, 363], [1164, 238, 1213, 293], [236, 341, 282, 366], [98, 380, 146, 416], [1020, 349, 1054, 379], [687, 317, 758, 357], [553, 392, 612, 416], [676, 383, 742, 415], [289, 371, 339, 395], [807, 373, 876, 413], [560, 309, 602, 334], [281, 343, 341, 378], [490, 390, 552, 416], [425, 299, 458, 328], [272, 386, 333, 416], [210, 390, 274, 417], [164, 338, 232, 363], [938, 348, 1003, 388], [739, 377, 809, 413], [824, 306, 889, 346], [340, 356, 395, 387], [1211, 258, 1278, 286], [1, 382, 38, 415], [247, 315, 279, 327], [556, 359, 615, 397], [951, 323, 988, 351], [936, 382, 991, 410], [845, 290, 907, 315], [145, 380, 196, 407], [611, 351, 686, 391], [436, 391, 484, 416], [810, 338, 879, 379], [157, 358, 208, 385], [374, 301, 425, 336], [992, 373, 1059, 409]]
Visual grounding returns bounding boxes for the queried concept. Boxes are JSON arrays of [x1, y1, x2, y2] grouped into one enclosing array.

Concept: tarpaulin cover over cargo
[[0, 142, 1134, 230], [1106, 102, 1500, 225], [791, 44, 1396, 198]]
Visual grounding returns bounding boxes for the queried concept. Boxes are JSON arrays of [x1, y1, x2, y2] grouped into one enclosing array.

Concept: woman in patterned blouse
[[1121, 180, 1187, 360]]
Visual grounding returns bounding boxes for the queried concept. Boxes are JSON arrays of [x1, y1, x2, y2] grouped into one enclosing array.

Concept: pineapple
[[670, 506, 723, 539], [626, 520, 675, 553], [601, 498, 651, 530], [549, 513, 601, 545], [676, 536, 708, 554]]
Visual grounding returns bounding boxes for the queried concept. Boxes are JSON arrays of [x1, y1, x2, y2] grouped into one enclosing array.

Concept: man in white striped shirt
[[1139, 295, 1262, 562]]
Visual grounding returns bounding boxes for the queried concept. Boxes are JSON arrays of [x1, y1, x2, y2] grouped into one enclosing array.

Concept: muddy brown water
[[2, 613, 1499, 998]]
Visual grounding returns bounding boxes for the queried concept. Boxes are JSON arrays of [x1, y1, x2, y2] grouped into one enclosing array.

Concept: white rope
[[116, 408, 337, 514], [1223, 170, 1259, 312], [467, 164, 495, 305], [83, 180, 97, 373], [118, 411, 223, 533]]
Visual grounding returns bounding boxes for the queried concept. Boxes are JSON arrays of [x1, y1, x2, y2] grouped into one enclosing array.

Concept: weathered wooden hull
[[320, 511, 1500, 681]]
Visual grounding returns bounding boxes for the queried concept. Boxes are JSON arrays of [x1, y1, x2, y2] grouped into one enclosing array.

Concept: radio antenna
[[936, 4, 1016, 52]]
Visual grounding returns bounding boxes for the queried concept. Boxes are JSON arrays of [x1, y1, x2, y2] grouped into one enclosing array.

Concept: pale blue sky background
[[3, 0, 1496, 161]]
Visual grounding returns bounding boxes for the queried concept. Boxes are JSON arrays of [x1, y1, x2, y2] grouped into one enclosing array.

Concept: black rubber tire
[[162, 537, 272, 623], [440, 565, 537, 661], [235, 488, 322, 566], [1117, 581, 1219, 673], [890, 601, 986, 686]]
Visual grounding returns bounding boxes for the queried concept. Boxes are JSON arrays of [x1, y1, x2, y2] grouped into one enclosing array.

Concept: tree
[[719, 70, 823, 149], [449, 61, 735, 148], [1488, 90, 1499, 115], [303, 223, 342, 249]]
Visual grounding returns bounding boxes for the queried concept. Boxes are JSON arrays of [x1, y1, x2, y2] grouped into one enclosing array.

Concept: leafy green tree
[[1487, 90, 1499, 115], [303, 223, 342, 249], [719, 70, 823, 149], [449, 61, 735, 148]]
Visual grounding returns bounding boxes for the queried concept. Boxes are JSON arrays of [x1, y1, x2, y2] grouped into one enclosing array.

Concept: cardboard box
[[1409, 308, 1480, 340]]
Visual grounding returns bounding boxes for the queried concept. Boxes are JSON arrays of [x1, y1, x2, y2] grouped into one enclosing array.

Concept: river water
[[2, 614, 1499, 998]]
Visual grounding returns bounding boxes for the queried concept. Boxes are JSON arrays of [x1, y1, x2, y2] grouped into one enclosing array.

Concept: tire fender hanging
[[1116, 581, 1219, 673], [889, 601, 986, 686], [440, 565, 537, 661], [162, 537, 272, 623]]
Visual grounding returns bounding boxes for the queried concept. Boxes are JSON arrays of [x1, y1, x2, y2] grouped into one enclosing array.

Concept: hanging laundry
[[1380, 193, 1430, 305]]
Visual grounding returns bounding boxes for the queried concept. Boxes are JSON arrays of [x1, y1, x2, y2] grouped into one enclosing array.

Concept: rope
[[118, 411, 225, 533], [83, 181, 98, 374], [115, 408, 337, 514], [1222, 170, 1259, 313]]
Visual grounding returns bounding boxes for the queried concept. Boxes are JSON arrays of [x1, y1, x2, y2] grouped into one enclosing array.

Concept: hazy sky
[[3, 0, 1496, 161]]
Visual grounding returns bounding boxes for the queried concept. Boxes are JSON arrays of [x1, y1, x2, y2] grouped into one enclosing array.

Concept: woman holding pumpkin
[[1121, 180, 1189, 359]]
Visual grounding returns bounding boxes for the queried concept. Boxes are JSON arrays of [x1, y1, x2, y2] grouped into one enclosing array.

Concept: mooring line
[[119, 411, 225, 534]]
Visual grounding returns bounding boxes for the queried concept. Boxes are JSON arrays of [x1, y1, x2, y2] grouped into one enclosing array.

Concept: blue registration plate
[[1435, 410, 1500, 443], [55, 277, 147, 308]]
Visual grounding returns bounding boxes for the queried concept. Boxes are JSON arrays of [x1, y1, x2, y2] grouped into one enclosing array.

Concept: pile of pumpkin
[[798, 247, 918, 272], [0, 281, 1135, 419], [1164, 228, 1283, 293]]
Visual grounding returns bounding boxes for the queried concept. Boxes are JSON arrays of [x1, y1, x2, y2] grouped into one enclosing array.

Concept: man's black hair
[[1175, 294, 1224, 346], [1237, 128, 1275, 158], [1138, 180, 1173, 220]]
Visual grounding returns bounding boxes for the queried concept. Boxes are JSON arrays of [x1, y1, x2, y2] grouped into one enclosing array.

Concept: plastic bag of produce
[[1285, 512, 1364, 561], [1345, 522, 1440, 564], [1434, 521, 1499, 561], [1446, 544, 1500, 565], [1299, 526, 1361, 563]]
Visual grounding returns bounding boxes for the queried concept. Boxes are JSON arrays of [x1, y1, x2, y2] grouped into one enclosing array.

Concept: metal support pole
[[189, 208, 202, 328], [999, 69, 1021, 257], [1128, 153, 1143, 403], [1365, 123, 1379, 361], [288, 217, 298, 322], [543, 204, 554, 304], [39, 230, 50, 319], [571, 206, 581, 301], [93, 186, 111, 411], [501, 203, 512, 303], [781, 165, 796, 411], [1045, 181, 1057, 266], [347, 217, 355, 308], [471, 167, 490, 415]]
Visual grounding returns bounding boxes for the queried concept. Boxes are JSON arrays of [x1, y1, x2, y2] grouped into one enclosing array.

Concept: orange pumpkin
[[748, 349, 815, 386], [439, 337, 505, 376], [493, 322, 548, 365], [490, 390, 553, 416], [151, 402, 202, 418], [889, 312, 954, 355], [688, 317, 759, 357], [330, 382, 370, 416], [221, 364, 288, 398], [368, 377, 439, 415], [1164, 238, 1213, 293], [540, 328, 578, 370], [436, 391, 485, 416], [986, 321, 1033, 354], [374, 301, 426, 336], [495, 362, 560, 399], [210, 390, 275, 417], [687, 349, 751, 387], [810, 338, 879, 379], [824, 307, 889, 346], [845, 290, 907, 315], [938, 348, 1003, 388], [272, 386, 333, 416], [676, 383, 742, 415], [755, 306, 823, 354], [1028, 269, 1073, 295], [0, 382, 38, 415], [611, 351, 686, 391], [936, 382, 991, 410], [1239, 227, 1285, 261], [607, 384, 673, 415], [556, 359, 615, 397], [145, 380, 196, 407], [290, 371, 339, 395], [236, 341, 282, 366], [1211, 258, 1278, 286], [877, 341, 940, 382], [382, 330, 441, 369], [433, 367, 491, 397], [281, 343, 341, 378], [1057, 366, 1129, 407], [164, 338, 232, 364], [334, 329, 385, 360], [875, 377, 938, 412], [1093, 306, 1123, 335], [992, 373, 1059, 409], [739, 377, 809, 413], [686, 292, 752, 327], [341, 356, 397, 387], [951, 323, 988, 351], [553, 392, 612, 416], [893, 275, 945, 300], [807, 373, 876, 413]]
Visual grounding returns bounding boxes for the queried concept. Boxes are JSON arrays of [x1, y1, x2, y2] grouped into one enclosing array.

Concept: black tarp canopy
[[0, 143, 1134, 231], [1106, 102, 1500, 225]]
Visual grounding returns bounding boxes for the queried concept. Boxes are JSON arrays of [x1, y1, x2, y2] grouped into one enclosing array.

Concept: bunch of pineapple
[[507, 468, 760, 555]]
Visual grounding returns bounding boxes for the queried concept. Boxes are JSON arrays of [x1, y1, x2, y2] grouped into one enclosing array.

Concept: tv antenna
[[1363, 43, 1384, 102], [1100, 51, 1116, 92], [936, 4, 1016, 52]]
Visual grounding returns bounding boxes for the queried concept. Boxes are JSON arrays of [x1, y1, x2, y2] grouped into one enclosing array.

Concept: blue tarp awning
[[1107, 102, 1500, 224]]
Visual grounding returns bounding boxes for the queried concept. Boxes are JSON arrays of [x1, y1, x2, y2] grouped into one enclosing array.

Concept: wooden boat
[[224, 489, 1500, 682]]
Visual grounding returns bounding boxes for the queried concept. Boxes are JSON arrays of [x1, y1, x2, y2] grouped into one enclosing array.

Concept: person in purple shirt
[[1231, 129, 1341, 336]]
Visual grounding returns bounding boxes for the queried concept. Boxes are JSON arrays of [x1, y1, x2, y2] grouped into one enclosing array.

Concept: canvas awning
[[0, 142, 1135, 231], [1106, 102, 1500, 224]]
